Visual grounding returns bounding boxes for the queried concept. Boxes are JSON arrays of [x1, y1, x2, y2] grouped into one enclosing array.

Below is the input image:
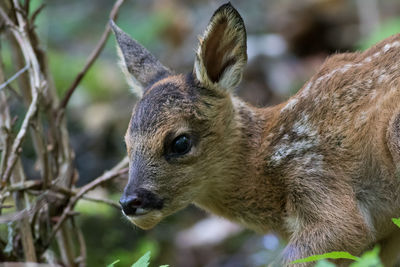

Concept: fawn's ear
[[194, 3, 247, 92], [110, 20, 171, 97]]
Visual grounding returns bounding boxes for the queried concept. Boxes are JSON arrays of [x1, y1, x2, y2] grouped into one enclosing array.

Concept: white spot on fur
[[300, 81, 313, 97], [300, 40, 400, 98], [358, 111, 368, 121], [355, 111, 370, 129], [281, 98, 298, 113], [271, 115, 320, 165], [285, 215, 303, 234], [271, 140, 315, 164], [292, 114, 317, 136], [302, 153, 324, 174], [377, 74, 389, 84], [383, 41, 400, 53]]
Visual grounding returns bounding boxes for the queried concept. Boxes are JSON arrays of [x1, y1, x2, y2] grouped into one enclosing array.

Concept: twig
[[52, 185, 120, 209], [71, 217, 86, 267], [45, 157, 128, 247], [1, 90, 40, 187], [0, 196, 47, 223], [59, 0, 125, 110], [4, 179, 42, 192], [0, 6, 16, 28], [0, 1, 45, 188], [12, 160, 37, 262], [29, 3, 45, 27], [81, 195, 120, 209], [0, 64, 29, 91], [0, 47, 12, 182], [23, 0, 31, 16]]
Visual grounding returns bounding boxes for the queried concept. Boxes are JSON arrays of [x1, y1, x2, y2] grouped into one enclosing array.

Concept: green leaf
[[314, 260, 336, 267], [107, 259, 120, 267], [290, 252, 359, 264], [131, 251, 151, 267], [392, 218, 400, 228], [350, 246, 383, 267], [159, 265, 169, 267]]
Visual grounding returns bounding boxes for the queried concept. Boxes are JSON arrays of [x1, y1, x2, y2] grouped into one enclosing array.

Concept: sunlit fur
[[113, 3, 400, 266]]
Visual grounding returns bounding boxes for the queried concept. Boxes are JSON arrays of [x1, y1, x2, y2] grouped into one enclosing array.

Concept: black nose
[[119, 188, 164, 216], [119, 194, 143, 215]]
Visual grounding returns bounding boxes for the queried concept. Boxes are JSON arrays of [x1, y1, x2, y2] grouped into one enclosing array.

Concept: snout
[[119, 188, 164, 217]]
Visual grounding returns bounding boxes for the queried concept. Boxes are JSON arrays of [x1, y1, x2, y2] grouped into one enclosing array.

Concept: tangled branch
[[0, 0, 127, 264]]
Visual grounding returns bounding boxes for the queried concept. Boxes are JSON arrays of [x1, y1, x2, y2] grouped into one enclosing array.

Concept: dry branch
[[0, 1, 44, 187], [0, 63, 29, 91], [0, 0, 127, 264], [46, 157, 128, 247]]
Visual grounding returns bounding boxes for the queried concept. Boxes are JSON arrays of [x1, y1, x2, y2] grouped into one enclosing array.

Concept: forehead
[[129, 74, 199, 135]]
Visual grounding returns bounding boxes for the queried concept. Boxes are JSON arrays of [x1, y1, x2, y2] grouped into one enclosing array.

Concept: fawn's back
[[266, 33, 400, 239]]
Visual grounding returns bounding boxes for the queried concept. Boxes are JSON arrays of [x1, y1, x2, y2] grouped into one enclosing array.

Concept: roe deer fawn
[[111, 3, 400, 266]]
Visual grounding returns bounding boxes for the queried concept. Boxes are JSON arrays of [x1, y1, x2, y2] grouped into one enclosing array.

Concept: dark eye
[[171, 135, 192, 155]]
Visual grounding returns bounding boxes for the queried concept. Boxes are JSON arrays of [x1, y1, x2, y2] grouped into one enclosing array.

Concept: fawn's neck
[[195, 96, 287, 234]]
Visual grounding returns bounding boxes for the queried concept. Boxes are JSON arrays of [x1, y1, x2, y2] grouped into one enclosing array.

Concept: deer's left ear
[[194, 3, 247, 92]]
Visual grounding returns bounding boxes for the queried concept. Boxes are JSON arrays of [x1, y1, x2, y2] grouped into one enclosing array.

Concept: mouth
[[122, 208, 164, 230], [122, 207, 150, 217]]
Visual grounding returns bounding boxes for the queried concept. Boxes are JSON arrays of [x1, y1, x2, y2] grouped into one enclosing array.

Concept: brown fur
[[112, 3, 400, 266]]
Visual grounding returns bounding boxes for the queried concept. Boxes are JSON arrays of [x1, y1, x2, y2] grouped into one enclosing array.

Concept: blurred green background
[[2, 0, 400, 266]]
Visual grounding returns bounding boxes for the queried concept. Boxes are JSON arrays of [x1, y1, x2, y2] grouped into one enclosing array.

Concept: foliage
[[107, 251, 169, 267], [314, 260, 336, 267], [290, 247, 382, 266], [131, 251, 151, 267], [392, 217, 400, 228], [350, 247, 382, 267], [107, 259, 121, 267], [291, 252, 359, 264]]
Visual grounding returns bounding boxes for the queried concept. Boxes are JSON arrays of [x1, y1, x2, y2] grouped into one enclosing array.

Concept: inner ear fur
[[195, 3, 247, 91]]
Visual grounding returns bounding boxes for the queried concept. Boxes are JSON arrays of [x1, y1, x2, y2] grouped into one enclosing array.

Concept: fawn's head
[[112, 3, 247, 229]]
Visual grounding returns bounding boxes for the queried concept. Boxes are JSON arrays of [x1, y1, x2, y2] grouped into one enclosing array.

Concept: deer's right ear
[[110, 20, 171, 97], [194, 3, 247, 92]]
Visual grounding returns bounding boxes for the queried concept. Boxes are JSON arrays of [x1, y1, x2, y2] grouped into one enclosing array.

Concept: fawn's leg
[[282, 219, 373, 267], [282, 175, 375, 266]]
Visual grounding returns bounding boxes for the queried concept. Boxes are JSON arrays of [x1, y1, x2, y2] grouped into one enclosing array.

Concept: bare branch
[[11, 160, 37, 262], [52, 185, 120, 209], [0, 64, 29, 91], [29, 3, 45, 26], [81, 196, 120, 209], [4, 179, 41, 192], [45, 157, 128, 247], [59, 0, 125, 110], [71, 217, 86, 267], [1, 1, 129, 263], [0, 196, 47, 223], [0, 1, 45, 188], [1, 90, 40, 186]]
